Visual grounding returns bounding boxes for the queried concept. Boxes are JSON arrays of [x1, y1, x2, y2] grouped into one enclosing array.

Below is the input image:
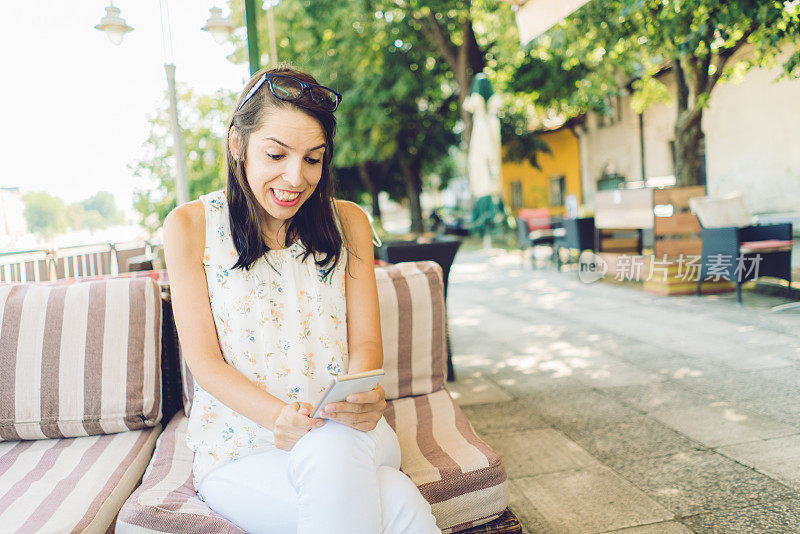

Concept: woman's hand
[[320, 385, 387, 432], [273, 402, 325, 451]]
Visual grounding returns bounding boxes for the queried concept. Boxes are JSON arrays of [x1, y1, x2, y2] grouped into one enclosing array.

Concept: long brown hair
[[226, 64, 342, 276]]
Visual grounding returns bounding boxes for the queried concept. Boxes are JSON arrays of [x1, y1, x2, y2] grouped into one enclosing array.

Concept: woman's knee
[[378, 466, 439, 533], [289, 421, 377, 474]]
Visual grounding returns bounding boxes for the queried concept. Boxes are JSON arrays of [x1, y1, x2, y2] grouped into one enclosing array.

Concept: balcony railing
[[0, 241, 162, 283]]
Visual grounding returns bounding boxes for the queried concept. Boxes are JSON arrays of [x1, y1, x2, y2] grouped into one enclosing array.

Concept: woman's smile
[[269, 187, 303, 206]]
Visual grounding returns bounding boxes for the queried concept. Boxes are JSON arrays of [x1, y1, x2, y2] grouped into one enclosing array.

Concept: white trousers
[[197, 417, 440, 534]]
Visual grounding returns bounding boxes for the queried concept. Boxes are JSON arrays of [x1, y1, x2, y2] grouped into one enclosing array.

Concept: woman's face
[[241, 107, 327, 230]]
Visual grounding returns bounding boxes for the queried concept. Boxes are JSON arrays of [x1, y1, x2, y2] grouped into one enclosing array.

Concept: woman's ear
[[229, 127, 243, 161]]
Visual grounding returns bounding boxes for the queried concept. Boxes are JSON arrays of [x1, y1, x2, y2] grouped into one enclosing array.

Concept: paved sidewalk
[[445, 249, 800, 533]]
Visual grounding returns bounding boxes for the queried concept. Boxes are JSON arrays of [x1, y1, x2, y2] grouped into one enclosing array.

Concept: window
[[550, 175, 566, 207], [511, 181, 522, 210]]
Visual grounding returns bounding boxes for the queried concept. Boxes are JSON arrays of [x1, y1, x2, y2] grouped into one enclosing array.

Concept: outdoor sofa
[[0, 261, 518, 533]]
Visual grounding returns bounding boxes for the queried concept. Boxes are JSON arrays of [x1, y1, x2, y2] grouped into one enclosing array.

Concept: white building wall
[[576, 94, 642, 206], [703, 49, 800, 215], [577, 45, 800, 217]]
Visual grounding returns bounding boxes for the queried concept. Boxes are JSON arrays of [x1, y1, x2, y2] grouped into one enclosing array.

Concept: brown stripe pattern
[[375, 262, 447, 401], [386, 389, 509, 532], [0, 424, 159, 532], [122, 392, 507, 534], [117, 413, 247, 534], [0, 277, 163, 442]]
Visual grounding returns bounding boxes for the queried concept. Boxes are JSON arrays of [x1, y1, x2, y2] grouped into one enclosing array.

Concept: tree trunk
[[672, 60, 703, 187], [357, 163, 382, 223], [397, 152, 424, 234], [673, 110, 703, 187]]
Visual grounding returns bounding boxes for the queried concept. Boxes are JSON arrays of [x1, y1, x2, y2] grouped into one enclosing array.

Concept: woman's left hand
[[320, 384, 387, 431]]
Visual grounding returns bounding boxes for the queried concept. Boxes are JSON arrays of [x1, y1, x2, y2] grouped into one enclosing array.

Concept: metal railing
[[0, 241, 161, 283]]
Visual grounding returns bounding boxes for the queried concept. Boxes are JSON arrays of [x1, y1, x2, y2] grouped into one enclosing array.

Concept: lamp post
[[95, 1, 194, 206]]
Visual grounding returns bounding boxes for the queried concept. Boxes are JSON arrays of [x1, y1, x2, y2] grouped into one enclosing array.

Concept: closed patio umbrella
[[464, 74, 505, 246]]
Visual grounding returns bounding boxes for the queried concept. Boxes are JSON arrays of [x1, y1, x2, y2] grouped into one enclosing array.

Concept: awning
[[512, 0, 593, 45]]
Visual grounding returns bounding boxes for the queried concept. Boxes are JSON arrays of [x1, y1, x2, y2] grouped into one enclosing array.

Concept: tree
[[131, 88, 233, 234], [81, 192, 124, 225], [22, 192, 68, 237], [522, 0, 800, 186]]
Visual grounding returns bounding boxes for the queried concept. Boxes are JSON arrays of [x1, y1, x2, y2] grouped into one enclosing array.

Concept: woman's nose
[[284, 158, 304, 187]]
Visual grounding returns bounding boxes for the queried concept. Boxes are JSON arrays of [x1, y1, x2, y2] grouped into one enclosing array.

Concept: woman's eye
[[267, 153, 285, 160], [305, 157, 321, 165]]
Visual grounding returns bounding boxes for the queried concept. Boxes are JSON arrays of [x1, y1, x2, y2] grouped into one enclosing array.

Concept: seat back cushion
[[0, 277, 162, 441], [376, 261, 447, 400], [178, 260, 447, 415]]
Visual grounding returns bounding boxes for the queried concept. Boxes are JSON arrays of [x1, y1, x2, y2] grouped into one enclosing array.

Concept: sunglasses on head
[[236, 73, 343, 112]]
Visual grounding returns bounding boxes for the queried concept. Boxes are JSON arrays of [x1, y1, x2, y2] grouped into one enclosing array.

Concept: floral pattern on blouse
[[187, 189, 349, 492]]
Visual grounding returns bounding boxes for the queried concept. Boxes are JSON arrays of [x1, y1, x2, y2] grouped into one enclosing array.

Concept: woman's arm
[[339, 200, 383, 374], [163, 202, 323, 447], [319, 200, 386, 430]]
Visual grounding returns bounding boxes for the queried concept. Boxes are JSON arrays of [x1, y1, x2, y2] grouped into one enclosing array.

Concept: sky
[[0, 1, 251, 219]]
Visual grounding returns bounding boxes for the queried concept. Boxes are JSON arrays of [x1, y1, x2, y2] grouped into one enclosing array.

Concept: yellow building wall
[[501, 127, 582, 217]]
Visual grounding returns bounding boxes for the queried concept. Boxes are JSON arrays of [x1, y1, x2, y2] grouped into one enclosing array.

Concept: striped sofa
[[1, 262, 516, 533], [118, 261, 513, 533], [0, 277, 165, 533]]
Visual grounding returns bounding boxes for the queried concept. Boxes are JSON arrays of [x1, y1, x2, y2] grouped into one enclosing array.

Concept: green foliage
[[132, 88, 234, 234], [22, 191, 123, 237], [23, 192, 68, 237], [226, 0, 548, 228]]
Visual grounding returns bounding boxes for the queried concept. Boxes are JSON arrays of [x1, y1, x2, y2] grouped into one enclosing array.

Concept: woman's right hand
[[273, 402, 325, 451]]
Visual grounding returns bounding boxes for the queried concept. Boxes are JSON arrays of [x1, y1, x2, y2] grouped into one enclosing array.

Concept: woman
[[163, 65, 439, 534]]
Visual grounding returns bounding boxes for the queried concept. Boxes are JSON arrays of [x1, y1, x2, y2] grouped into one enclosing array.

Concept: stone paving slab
[[445, 249, 800, 533], [561, 416, 703, 471], [718, 435, 800, 490], [680, 497, 800, 533], [445, 376, 514, 405], [609, 450, 798, 516], [648, 402, 799, 447], [482, 428, 601, 478], [458, 399, 549, 436], [512, 466, 674, 533], [607, 522, 694, 533], [601, 381, 721, 414]]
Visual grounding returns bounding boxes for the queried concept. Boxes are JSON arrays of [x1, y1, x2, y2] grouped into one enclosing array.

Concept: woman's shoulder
[[333, 199, 370, 233], [163, 200, 206, 260], [333, 199, 380, 252]]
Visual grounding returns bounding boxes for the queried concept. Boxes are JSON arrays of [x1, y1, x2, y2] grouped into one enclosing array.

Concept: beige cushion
[[385, 389, 509, 533], [0, 277, 163, 441], [116, 413, 247, 534], [120, 391, 509, 534], [0, 424, 160, 532]]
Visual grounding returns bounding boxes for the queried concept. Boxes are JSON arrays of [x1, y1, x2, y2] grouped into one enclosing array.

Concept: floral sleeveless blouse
[[186, 189, 349, 491]]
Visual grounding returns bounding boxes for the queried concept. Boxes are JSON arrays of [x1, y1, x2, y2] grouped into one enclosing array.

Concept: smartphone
[[310, 369, 385, 419]]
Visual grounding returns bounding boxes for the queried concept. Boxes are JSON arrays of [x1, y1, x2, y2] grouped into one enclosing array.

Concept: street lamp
[[201, 7, 235, 45], [94, 1, 189, 207], [94, 3, 133, 46]]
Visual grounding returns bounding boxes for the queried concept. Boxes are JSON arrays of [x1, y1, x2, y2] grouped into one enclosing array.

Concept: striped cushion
[[120, 391, 507, 534], [375, 261, 447, 401], [116, 412, 246, 534], [0, 277, 163, 441], [177, 261, 447, 414], [385, 389, 509, 533], [0, 424, 160, 533]]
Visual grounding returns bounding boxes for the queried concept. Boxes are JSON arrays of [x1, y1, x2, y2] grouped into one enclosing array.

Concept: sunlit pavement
[[445, 248, 800, 534]]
